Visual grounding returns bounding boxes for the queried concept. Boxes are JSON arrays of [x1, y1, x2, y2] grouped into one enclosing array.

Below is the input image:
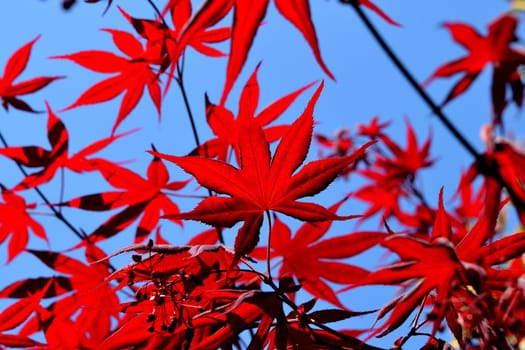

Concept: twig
[[343, 0, 481, 160], [175, 64, 226, 244], [0, 131, 87, 241]]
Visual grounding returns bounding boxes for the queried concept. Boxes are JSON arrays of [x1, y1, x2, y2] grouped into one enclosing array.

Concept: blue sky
[[0, 0, 519, 348]]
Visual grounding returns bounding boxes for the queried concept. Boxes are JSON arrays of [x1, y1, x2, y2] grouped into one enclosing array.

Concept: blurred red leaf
[[424, 14, 525, 125]]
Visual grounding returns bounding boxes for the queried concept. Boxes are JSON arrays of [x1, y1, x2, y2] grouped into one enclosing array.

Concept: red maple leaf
[[99, 242, 253, 349], [153, 83, 372, 260], [0, 36, 62, 113], [59, 154, 188, 243], [0, 188, 46, 263], [162, 0, 231, 56], [0, 103, 133, 191], [466, 140, 525, 229], [0, 245, 121, 346], [424, 14, 525, 125], [0, 280, 49, 348], [168, 0, 328, 105], [357, 116, 391, 139], [376, 120, 433, 184], [251, 204, 384, 308], [315, 128, 353, 158], [53, 28, 162, 134], [357, 235, 467, 338], [353, 121, 433, 224], [191, 64, 315, 161], [162, 0, 397, 104], [266, 298, 381, 350], [349, 188, 525, 342], [119, 2, 230, 76]]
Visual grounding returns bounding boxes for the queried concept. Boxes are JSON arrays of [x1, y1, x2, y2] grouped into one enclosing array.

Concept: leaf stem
[[176, 64, 202, 148], [344, 1, 481, 160], [265, 210, 273, 281]]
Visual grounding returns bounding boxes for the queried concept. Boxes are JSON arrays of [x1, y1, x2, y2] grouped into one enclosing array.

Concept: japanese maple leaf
[[100, 243, 246, 349], [354, 168, 409, 223], [154, 83, 372, 260], [165, 0, 397, 104], [0, 187, 46, 263], [191, 64, 315, 161], [191, 291, 285, 350], [357, 234, 467, 338], [376, 119, 434, 184], [424, 14, 525, 125], [0, 281, 48, 348], [452, 170, 485, 223], [120, 3, 230, 69], [354, 122, 433, 224], [357, 0, 399, 26], [60, 154, 188, 243], [33, 246, 120, 346], [251, 207, 384, 308], [0, 245, 121, 346], [0, 103, 133, 190], [314, 128, 363, 179], [0, 35, 62, 113], [53, 29, 162, 134], [357, 116, 391, 139], [315, 128, 353, 158], [351, 188, 525, 342], [467, 140, 525, 229]]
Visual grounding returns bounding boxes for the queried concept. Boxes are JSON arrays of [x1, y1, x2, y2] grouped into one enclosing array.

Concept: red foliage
[[0, 1, 524, 350], [0, 36, 62, 113]]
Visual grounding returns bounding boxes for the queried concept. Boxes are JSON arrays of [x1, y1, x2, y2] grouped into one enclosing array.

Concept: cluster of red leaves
[[0, 1, 524, 350]]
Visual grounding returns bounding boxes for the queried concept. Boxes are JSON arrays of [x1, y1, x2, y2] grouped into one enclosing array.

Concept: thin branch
[[0, 131, 87, 241], [175, 64, 225, 244], [176, 64, 203, 148], [344, 1, 525, 217], [344, 0, 481, 160]]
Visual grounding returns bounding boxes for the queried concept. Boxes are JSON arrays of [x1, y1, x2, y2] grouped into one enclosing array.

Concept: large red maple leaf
[[424, 14, 525, 125], [154, 83, 372, 260], [0, 36, 62, 113]]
